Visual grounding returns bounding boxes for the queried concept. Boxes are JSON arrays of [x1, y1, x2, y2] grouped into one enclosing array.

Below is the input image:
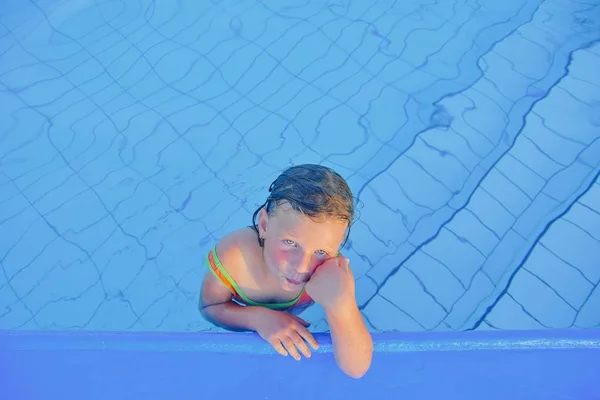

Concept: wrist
[[323, 297, 358, 319]]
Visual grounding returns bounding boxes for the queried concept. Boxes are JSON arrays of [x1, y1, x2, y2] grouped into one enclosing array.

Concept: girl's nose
[[295, 253, 312, 274]]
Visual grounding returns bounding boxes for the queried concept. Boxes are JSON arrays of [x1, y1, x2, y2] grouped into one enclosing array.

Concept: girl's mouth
[[285, 277, 303, 286]]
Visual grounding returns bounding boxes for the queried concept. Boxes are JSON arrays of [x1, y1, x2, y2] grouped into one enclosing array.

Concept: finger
[[336, 256, 350, 272], [343, 257, 351, 271], [335, 256, 342, 267], [289, 330, 312, 358], [270, 339, 289, 357], [281, 336, 301, 361], [289, 314, 310, 327], [295, 324, 320, 350]]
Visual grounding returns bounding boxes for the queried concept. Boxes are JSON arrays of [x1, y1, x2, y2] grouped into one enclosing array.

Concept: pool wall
[[1, 328, 599, 399]]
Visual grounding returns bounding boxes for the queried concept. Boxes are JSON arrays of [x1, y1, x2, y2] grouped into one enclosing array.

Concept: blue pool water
[[1, 0, 599, 336]]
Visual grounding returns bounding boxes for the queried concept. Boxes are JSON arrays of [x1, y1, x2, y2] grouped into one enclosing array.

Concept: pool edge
[[1, 328, 599, 354]]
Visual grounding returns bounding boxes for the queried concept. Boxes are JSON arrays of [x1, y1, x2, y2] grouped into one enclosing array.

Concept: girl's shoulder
[[211, 227, 261, 280]]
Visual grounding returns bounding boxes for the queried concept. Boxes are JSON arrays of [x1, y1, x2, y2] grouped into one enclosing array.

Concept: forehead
[[271, 204, 347, 249]]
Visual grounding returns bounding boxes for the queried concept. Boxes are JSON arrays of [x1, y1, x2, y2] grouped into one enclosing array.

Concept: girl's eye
[[315, 250, 327, 256], [283, 239, 296, 246]]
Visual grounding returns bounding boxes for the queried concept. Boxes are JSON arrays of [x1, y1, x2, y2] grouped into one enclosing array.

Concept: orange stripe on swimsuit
[[207, 250, 237, 295]]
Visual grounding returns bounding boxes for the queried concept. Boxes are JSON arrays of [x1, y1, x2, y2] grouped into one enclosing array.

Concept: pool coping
[[1, 328, 599, 354]]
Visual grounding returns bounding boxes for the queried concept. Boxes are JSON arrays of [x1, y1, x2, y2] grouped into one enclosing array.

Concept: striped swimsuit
[[206, 247, 314, 314]]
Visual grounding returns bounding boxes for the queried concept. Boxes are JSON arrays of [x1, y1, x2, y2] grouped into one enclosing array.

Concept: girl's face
[[257, 203, 348, 292]]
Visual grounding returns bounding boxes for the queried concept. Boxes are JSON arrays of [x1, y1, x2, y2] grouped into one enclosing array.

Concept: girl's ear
[[258, 207, 269, 237]]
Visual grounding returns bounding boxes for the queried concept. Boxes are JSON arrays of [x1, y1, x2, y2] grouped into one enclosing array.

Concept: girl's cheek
[[271, 247, 293, 269]]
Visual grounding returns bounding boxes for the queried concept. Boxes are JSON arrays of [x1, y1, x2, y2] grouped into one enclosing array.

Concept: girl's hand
[[251, 307, 319, 360], [305, 255, 356, 311]]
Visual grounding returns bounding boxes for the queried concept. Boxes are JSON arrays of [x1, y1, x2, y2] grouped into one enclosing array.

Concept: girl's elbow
[[342, 359, 372, 379], [341, 349, 373, 379]]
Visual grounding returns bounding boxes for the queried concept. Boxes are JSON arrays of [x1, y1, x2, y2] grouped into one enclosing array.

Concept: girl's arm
[[305, 255, 374, 378], [324, 301, 373, 379], [199, 270, 257, 332]]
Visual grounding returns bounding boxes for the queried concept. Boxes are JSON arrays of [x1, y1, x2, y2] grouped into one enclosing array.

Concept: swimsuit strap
[[207, 249, 239, 296], [206, 247, 307, 310], [295, 290, 313, 307]]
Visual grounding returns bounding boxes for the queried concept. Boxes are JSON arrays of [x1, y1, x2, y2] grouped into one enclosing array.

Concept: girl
[[199, 164, 373, 378]]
